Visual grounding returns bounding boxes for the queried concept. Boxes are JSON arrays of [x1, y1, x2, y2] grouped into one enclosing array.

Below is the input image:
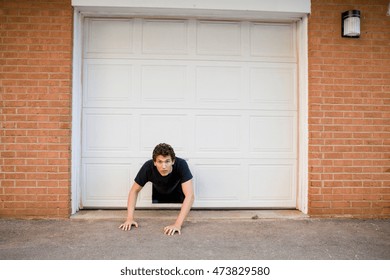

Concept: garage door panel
[[196, 66, 242, 103], [82, 162, 132, 207], [82, 110, 133, 158], [195, 115, 241, 153], [249, 115, 297, 155], [250, 23, 295, 58], [84, 59, 296, 110], [86, 18, 134, 56], [249, 163, 296, 202], [139, 114, 189, 153], [194, 164, 243, 202], [197, 21, 242, 56], [250, 65, 296, 108], [141, 65, 188, 102], [138, 182, 152, 204], [84, 62, 133, 107], [142, 19, 189, 54]]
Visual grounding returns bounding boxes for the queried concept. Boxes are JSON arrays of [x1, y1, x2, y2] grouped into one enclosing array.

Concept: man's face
[[154, 155, 174, 176]]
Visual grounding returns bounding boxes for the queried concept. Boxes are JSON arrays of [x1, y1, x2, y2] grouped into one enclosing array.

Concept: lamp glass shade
[[343, 17, 360, 36]]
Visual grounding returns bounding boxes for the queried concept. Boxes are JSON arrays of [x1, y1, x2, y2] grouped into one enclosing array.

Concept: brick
[[26, 188, 47, 195], [308, 0, 390, 218], [1, 181, 16, 187], [310, 201, 331, 208], [4, 201, 26, 208], [1, 0, 72, 219], [324, 194, 343, 201], [351, 201, 372, 208], [332, 201, 351, 208], [47, 188, 69, 195], [343, 208, 364, 215]]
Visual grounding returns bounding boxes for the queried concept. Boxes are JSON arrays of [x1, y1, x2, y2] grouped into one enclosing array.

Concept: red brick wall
[[308, 0, 390, 217], [0, 0, 73, 218]]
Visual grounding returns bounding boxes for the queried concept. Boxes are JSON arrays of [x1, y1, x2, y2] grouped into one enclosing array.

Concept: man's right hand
[[119, 220, 138, 231]]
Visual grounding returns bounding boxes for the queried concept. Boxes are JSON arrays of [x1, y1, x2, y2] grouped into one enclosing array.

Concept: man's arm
[[119, 182, 142, 231], [164, 179, 195, 235]]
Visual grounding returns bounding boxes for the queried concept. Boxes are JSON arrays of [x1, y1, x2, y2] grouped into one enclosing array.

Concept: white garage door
[[81, 18, 297, 208]]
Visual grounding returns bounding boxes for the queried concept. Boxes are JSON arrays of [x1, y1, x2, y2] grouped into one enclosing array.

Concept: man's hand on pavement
[[119, 220, 138, 231], [164, 224, 181, 236]]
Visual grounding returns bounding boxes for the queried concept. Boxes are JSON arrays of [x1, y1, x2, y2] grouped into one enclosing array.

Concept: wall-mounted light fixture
[[342, 10, 361, 38]]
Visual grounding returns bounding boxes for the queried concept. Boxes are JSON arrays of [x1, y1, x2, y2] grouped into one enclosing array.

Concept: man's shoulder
[[174, 157, 190, 170], [141, 159, 154, 169], [174, 157, 188, 165], [174, 157, 192, 181]]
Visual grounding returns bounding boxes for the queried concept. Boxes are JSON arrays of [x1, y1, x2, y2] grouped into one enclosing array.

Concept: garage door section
[[81, 18, 297, 208]]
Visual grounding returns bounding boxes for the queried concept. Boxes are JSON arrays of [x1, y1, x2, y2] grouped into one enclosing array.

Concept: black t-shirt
[[134, 157, 193, 203]]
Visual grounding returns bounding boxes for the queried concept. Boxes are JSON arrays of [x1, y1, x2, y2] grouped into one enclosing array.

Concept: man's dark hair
[[152, 143, 176, 162]]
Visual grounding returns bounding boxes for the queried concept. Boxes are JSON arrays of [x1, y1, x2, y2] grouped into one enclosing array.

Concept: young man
[[119, 143, 194, 235]]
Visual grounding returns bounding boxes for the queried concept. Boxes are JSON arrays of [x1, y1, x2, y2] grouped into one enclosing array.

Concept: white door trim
[[71, 9, 83, 214], [297, 16, 309, 214], [71, 0, 310, 20], [70, 4, 310, 214]]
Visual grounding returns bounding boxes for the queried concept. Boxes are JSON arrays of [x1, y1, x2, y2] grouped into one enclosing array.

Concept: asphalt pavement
[[0, 210, 389, 260]]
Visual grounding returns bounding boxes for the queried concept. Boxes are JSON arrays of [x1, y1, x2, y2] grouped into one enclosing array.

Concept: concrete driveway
[[0, 210, 389, 260]]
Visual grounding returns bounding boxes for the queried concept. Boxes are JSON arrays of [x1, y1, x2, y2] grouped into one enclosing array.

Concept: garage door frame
[[71, 3, 309, 214]]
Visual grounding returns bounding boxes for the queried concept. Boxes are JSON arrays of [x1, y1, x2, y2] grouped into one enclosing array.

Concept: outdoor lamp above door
[[342, 10, 361, 38]]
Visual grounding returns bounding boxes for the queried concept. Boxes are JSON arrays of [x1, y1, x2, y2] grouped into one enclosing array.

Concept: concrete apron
[[71, 209, 309, 221]]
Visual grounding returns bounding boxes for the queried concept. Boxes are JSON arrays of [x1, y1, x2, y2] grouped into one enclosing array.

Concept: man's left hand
[[164, 225, 181, 235]]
